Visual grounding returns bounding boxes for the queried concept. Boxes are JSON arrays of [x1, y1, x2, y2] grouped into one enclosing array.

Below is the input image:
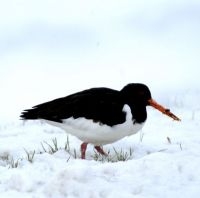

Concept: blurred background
[[0, 0, 200, 122]]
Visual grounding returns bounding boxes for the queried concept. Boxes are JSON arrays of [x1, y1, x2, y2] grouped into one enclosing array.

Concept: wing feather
[[20, 88, 126, 126]]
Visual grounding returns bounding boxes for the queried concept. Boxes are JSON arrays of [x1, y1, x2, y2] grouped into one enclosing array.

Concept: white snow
[[1, 0, 200, 197], [0, 96, 200, 198]]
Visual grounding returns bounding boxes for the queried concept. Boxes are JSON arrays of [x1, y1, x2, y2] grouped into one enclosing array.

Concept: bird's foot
[[94, 146, 108, 156], [81, 143, 107, 159]]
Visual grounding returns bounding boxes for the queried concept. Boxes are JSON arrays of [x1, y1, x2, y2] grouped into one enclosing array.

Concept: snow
[[1, 0, 200, 197], [1, 100, 200, 198]]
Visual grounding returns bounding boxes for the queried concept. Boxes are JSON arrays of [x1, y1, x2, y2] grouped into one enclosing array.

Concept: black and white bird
[[20, 83, 180, 159]]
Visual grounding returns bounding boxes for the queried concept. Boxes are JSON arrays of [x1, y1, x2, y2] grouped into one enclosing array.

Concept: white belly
[[44, 104, 145, 145]]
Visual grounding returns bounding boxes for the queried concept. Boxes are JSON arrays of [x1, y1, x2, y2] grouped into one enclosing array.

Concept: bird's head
[[121, 83, 181, 121]]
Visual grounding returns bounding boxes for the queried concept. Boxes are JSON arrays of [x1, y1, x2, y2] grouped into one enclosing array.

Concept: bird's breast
[[44, 104, 145, 145]]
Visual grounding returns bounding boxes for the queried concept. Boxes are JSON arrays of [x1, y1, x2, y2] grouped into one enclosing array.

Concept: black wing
[[20, 87, 126, 126]]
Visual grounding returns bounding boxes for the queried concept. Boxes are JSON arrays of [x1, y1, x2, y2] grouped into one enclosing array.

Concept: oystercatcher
[[20, 83, 180, 159]]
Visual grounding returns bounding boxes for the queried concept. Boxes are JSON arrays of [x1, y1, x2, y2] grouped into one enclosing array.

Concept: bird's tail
[[20, 109, 40, 120]]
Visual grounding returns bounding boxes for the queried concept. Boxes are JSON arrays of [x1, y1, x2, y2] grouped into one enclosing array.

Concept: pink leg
[[94, 146, 108, 156], [81, 142, 88, 159]]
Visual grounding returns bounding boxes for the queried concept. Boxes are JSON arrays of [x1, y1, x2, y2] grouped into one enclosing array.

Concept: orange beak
[[148, 99, 181, 121]]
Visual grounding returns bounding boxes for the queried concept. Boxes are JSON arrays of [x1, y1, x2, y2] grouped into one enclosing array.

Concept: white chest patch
[[44, 104, 145, 145]]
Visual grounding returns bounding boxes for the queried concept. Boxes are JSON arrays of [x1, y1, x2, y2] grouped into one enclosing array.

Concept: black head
[[121, 83, 181, 121], [120, 83, 152, 106]]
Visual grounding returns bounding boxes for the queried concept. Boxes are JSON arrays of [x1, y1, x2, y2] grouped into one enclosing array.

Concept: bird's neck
[[129, 105, 147, 123]]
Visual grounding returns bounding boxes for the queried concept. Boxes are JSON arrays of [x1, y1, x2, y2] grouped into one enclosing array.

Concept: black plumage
[[20, 83, 180, 159], [20, 83, 151, 126]]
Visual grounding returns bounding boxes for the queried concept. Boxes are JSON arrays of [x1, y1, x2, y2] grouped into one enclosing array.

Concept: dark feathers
[[20, 83, 151, 126], [20, 88, 126, 126]]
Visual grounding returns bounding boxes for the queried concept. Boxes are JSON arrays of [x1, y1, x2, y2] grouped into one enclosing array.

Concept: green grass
[[92, 147, 134, 162], [1, 136, 135, 168], [0, 154, 22, 169], [41, 138, 59, 154], [24, 149, 35, 163]]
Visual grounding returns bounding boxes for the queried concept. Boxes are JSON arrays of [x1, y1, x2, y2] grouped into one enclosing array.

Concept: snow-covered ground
[[1, 0, 200, 197], [0, 93, 200, 198]]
